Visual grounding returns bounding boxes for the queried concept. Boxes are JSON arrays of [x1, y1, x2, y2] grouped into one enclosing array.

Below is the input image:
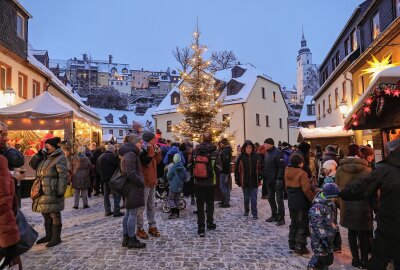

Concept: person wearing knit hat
[[322, 159, 337, 178], [308, 182, 339, 270], [33, 136, 68, 248], [136, 129, 162, 240], [285, 153, 315, 254], [263, 137, 286, 225], [45, 137, 61, 150], [166, 153, 189, 219], [131, 121, 143, 136]]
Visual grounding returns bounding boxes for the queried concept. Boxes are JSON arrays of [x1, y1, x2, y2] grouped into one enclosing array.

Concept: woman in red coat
[[0, 154, 21, 269]]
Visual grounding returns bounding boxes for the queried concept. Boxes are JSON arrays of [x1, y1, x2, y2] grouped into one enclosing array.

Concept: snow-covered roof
[[27, 45, 99, 120], [92, 107, 156, 128], [344, 66, 400, 126], [153, 64, 277, 116], [298, 126, 354, 140], [298, 96, 316, 123]]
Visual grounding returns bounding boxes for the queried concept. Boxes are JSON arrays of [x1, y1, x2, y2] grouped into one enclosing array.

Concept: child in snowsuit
[[308, 182, 340, 270], [166, 154, 189, 219]]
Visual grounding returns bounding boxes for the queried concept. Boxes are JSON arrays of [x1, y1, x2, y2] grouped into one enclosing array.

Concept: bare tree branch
[[172, 46, 191, 72], [209, 50, 238, 72]]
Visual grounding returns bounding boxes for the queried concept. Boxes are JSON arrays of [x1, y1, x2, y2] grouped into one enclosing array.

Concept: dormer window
[[171, 91, 180, 105], [307, 104, 315, 116], [16, 13, 25, 40], [226, 80, 244, 96], [105, 113, 114, 123], [111, 67, 117, 75], [119, 114, 128, 124], [231, 66, 246, 78], [122, 68, 128, 74]]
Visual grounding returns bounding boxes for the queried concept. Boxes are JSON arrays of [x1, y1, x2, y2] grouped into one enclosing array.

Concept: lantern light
[[4, 86, 16, 107]]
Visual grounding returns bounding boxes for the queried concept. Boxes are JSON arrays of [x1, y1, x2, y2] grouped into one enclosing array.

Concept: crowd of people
[[1, 119, 400, 270]]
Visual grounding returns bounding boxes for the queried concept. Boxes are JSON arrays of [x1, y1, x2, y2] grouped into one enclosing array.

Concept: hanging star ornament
[[362, 53, 399, 80]]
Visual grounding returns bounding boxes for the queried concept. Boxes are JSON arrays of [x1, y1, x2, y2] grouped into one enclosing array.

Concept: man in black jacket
[[263, 138, 286, 226], [189, 132, 222, 237], [340, 139, 400, 270], [97, 144, 123, 217], [218, 138, 232, 208]]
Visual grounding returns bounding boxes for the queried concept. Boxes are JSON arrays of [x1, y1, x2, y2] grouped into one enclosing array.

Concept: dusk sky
[[20, 0, 364, 88]]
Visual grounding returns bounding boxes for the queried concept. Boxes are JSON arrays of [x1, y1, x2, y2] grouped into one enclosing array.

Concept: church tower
[[296, 29, 314, 102]]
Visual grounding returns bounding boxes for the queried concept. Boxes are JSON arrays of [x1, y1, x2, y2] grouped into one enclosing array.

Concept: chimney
[[109, 55, 113, 64], [83, 53, 87, 61]]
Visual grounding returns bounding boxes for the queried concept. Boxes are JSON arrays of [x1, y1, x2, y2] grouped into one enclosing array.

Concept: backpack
[[193, 149, 213, 181]]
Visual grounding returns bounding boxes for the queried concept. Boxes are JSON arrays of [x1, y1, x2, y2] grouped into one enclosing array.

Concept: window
[[342, 81, 347, 102], [322, 100, 326, 117], [119, 130, 123, 136], [322, 68, 328, 83], [273, 91, 276, 102], [332, 51, 339, 70], [109, 129, 113, 135], [223, 114, 230, 127], [328, 94, 332, 112], [307, 105, 315, 115], [18, 72, 27, 99], [265, 115, 270, 127], [344, 38, 350, 56], [166, 121, 172, 132], [318, 104, 321, 119], [351, 30, 358, 51], [279, 118, 283, 129], [335, 88, 339, 108], [32, 80, 40, 97], [261, 87, 265, 99], [0, 64, 11, 91], [256, 114, 260, 126], [372, 12, 381, 40], [16, 13, 25, 40], [396, 0, 400, 17]]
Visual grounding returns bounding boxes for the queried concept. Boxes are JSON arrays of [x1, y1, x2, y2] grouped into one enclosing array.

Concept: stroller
[[155, 177, 186, 213]]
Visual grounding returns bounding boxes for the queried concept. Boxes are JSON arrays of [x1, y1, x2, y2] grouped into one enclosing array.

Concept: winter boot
[[265, 214, 277, 222], [206, 222, 217, 230], [122, 234, 129, 247], [46, 224, 62, 247], [36, 220, 52, 244], [198, 227, 205, 237], [127, 236, 146, 249]]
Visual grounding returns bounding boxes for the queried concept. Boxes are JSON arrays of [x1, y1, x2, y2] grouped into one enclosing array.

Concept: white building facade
[[153, 64, 289, 148]]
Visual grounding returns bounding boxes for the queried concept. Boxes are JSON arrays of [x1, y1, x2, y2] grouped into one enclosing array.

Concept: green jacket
[[32, 148, 68, 213]]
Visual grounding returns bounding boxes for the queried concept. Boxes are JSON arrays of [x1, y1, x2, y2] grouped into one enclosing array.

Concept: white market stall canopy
[[298, 126, 354, 142], [0, 91, 81, 118]]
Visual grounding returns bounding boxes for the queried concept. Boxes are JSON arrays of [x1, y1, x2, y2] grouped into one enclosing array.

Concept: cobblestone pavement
[[21, 186, 358, 270]]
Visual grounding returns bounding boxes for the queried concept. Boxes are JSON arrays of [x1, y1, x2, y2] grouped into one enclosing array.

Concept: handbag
[[109, 168, 129, 195], [64, 184, 74, 198], [30, 178, 43, 200], [0, 209, 38, 258]]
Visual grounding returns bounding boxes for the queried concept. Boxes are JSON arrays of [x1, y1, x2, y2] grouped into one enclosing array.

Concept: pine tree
[[173, 28, 229, 142]]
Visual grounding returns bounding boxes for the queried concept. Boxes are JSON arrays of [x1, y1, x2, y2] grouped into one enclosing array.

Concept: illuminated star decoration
[[362, 53, 399, 80]]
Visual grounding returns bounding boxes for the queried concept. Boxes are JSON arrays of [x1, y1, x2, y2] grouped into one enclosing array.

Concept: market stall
[[344, 66, 400, 157], [0, 91, 101, 178], [298, 126, 354, 154]]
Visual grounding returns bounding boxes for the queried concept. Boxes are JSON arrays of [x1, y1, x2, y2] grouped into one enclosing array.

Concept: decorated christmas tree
[[173, 27, 230, 142]]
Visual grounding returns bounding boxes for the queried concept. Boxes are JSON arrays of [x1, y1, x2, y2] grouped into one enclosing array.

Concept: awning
[[0, 91, 80, 118], [344, 66, 400, 130], [298, 126, 354, 142]]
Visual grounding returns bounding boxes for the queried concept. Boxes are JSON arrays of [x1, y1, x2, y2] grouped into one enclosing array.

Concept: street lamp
[[4, 86, 16, 106], [339, 101, 348, 119]]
